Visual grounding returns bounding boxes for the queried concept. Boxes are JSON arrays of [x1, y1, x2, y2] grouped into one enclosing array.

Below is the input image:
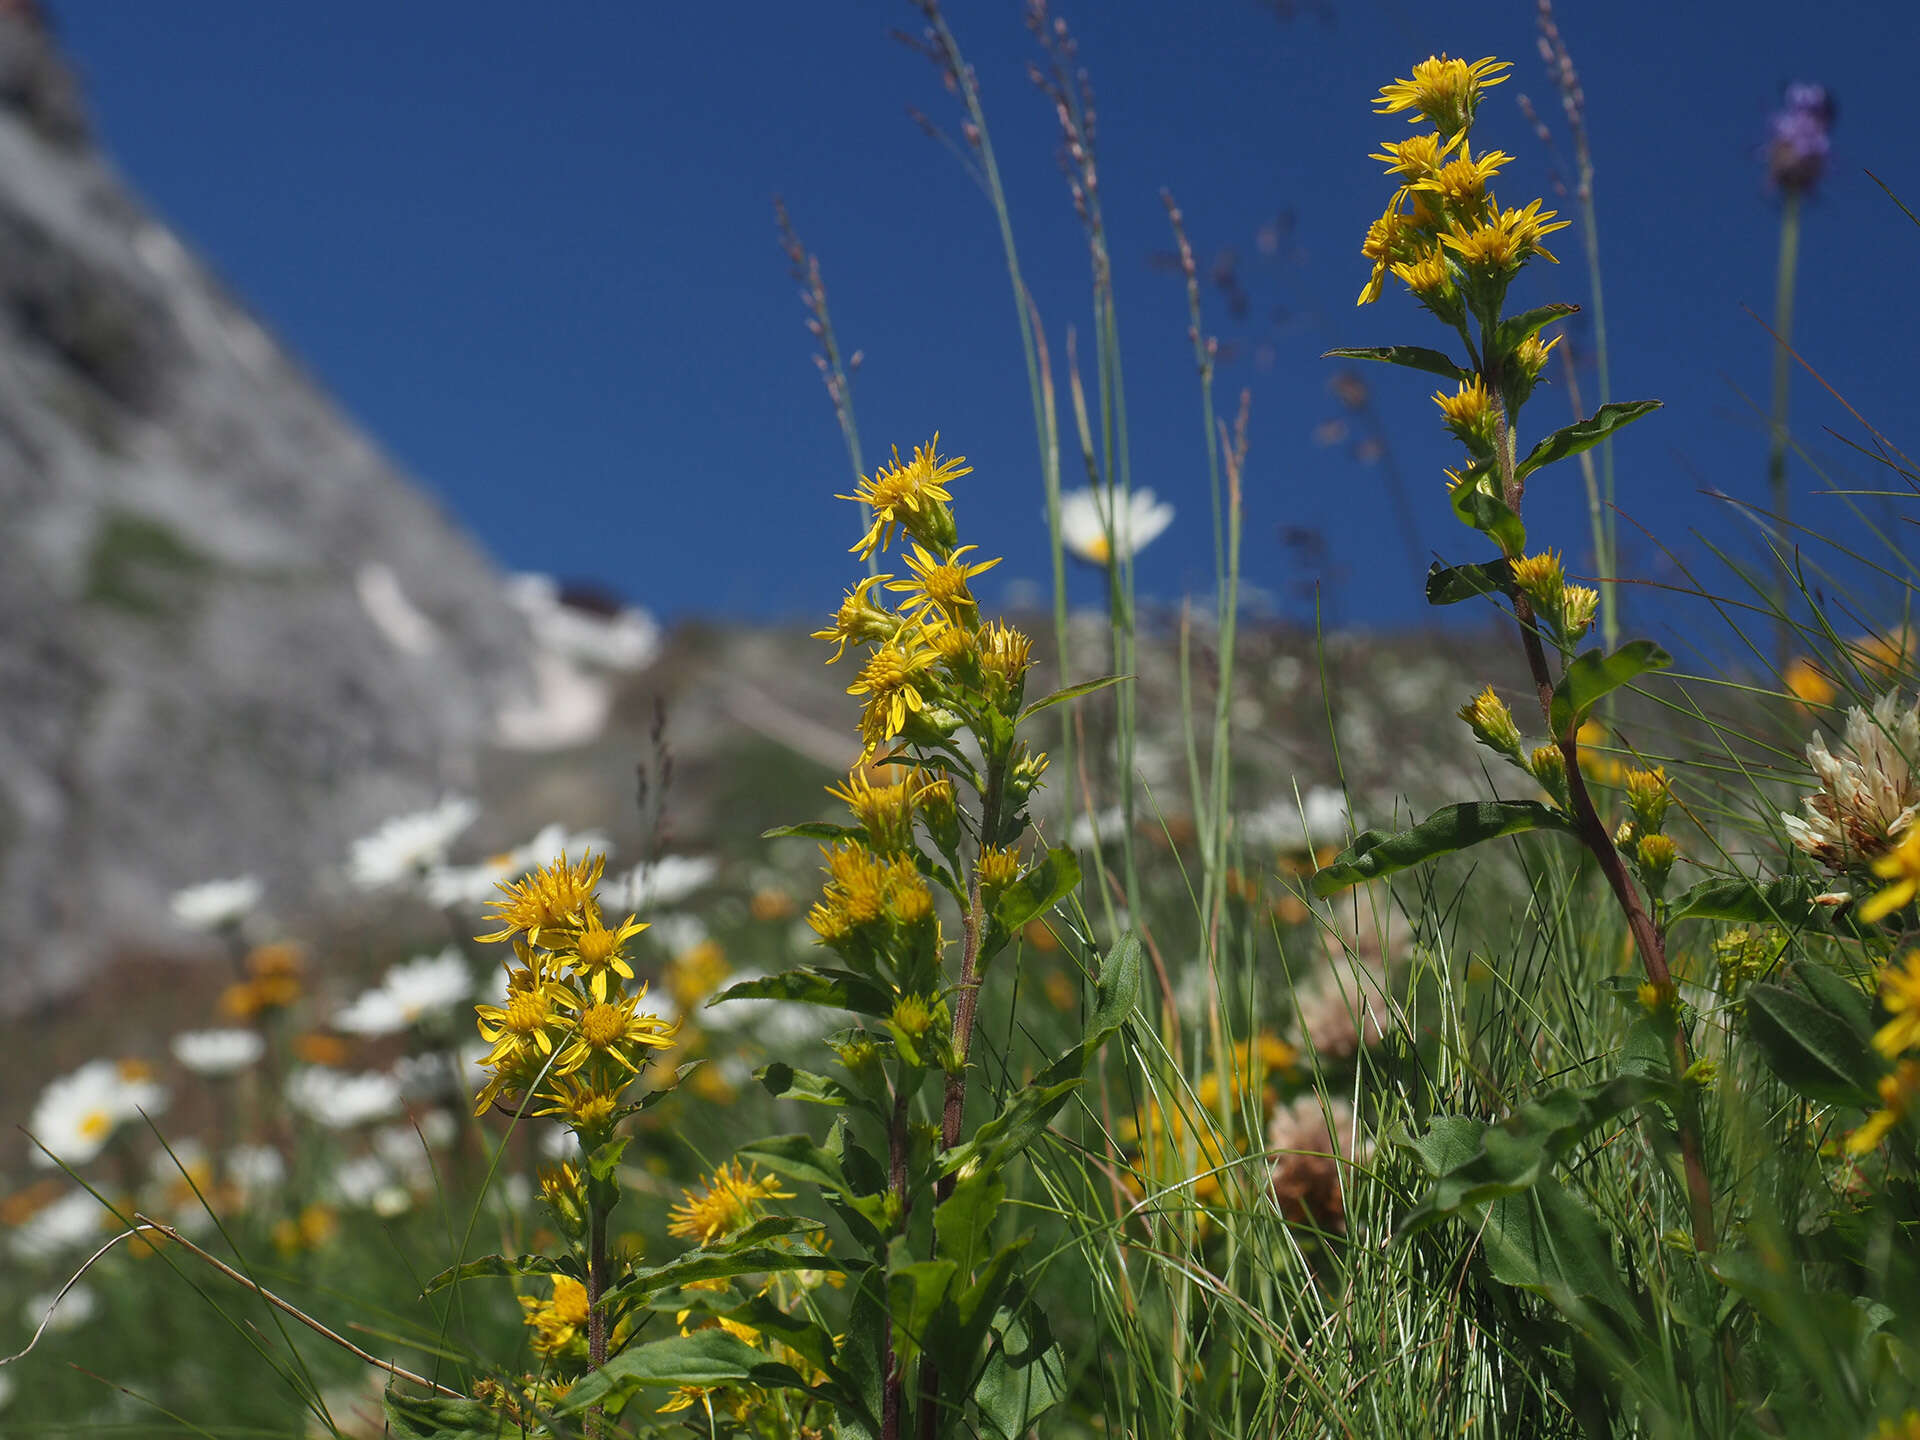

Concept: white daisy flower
[[333, 947, 474, 1036], [1782, 692, 1920, 872], [599, 855, 718, 912], [506, 572, 663, 672], [7, 1189, 107, 1261], [24, 1283, 97, 1332], [169, 876, 263, 931], [1067, 805, 1126, 851], [1056, 486, 1174, 566], [347, 797, 480, 891], [285, 1067, 402, 1130], [170, 1028, 265, 1076], [1240, 786, 1357, 852], [421, 860, 516, 909], [329, 1155, 391, 1209], [226, 1145, 287, 1197], [28, 1061, 168, 1169], [645, 912, 709, 957]]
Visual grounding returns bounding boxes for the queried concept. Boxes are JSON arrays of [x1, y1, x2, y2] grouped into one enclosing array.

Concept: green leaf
[[934, 1173, 1005, 1281], [1312, 801, 1575, 896], [607, 1244, 846, 1305], [1426, 558, 1513, 606], [1398, 1076, 1679, 1235], [1494, 302, 1580, 352], [991, 847, 1081, 936], [1548, 641, 1672, 736], [422, 1252, 571, 1296], [711, 967, 894, 1018], [738, 1133, 853, 1196], [1017, 673, 1126, 724], [1515, 399, 1662, 481], [950, 1079, 1083, 1178], [1324, 344, 1470, 383], [1667, 874, 1861, 933], [381, 1388, 507, 1440], [1084, 929, 1143, 1061], [886, 1255, 958, 1368], [975, 1284, 1069, 1440], [1746, 975, 1885, 1108], [1449, 481, 1527, 557], [762, 820, 865, 842], [560, 1330, 813, 1413], [758, 1061, 876, 1114]]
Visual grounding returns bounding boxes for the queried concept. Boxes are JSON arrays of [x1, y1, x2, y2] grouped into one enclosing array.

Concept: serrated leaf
[[1746, 977, 1884, 1107], [1449, 481, 1527, 557], [1516, 400, 1662, 481], [1312, 801, 1575, 896], [1426, 558, 1514, 606], [975, 1284, 1068, 1440], [559, 1330, 813, 1413], [710, 967, 894, 1017], [1325, 344, 1471, 382], [422, 1251, 573, 1296], [1398, 1076, 1678, 1236], [1549, 641, 1672, 735], [1017, 673, 1126, 723]]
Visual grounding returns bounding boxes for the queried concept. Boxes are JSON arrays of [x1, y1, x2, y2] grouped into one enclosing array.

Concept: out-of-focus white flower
[[28, 1060, 168, 1168], [514, 823, 613, 872], [1056, 486, 1174, 566], [540, 1127, 582, 1162], [373, 1186, 413, 1218], [171, 1028, 265, 1076], [506, 573, 663, 672], [495, 651, 613, 751], [373, 1114, 456, 1180], [334, 948, 474, 1036], [24, 1283, 96, 1333], [169, 876, 262, 931], [348, 798, 480, 891], [701, 969, 769, 1033], [285, 1068, 403, 1129], [0, 1367, 14, 1411], [329, 1155, 391, 1209], [355, 562, 441, 658], [646, 912, 709, 957], [421, 860, 514, 910], [758, 1003, 836, 1049], [227, 1145, 286, 1197], [1240, 787, 1357, 852], [7, 1189, 107, 1261], [600, 855, 718, 912], [1782, 692, 1920, 871], [1067, 806, 1126, 851]]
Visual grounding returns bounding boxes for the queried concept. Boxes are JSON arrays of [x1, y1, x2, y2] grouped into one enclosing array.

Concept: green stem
[[586, 1191, 609, 1438], [1768, 191, 1803, 668]]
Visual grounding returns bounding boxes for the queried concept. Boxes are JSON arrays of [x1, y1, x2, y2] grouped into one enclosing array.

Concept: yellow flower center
[[506, 993, 550, 1035], [576, 927, 615, 967], [79, 1110, 111, 1142], [579, 1003, 625, 1049]]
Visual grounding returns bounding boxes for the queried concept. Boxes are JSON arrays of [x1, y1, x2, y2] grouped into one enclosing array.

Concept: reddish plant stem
[[586, 1199, 609, 1438], [884, 1082, 912, 1440]]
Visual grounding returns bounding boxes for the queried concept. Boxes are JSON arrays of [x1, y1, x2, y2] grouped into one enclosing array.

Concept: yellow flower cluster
[[1850, 952, 1920, 1155], [813, 436, 1037, 760], [470, 852, 678, 1129], [666, 1160, 796, 1246]]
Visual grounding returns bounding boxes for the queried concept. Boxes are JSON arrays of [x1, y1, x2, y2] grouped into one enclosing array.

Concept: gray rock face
[[0, 12, 527, 1007]]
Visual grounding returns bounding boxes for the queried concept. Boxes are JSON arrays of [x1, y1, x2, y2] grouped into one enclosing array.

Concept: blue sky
[[53, 1, 1920, 639]]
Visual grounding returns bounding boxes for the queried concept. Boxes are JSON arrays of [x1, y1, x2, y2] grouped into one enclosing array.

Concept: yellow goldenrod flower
[[1374, 54, 1511, 136], [848, 630, 941, 755], [519, 1275, 591, 1358], [554, 989, 678, 1078], [271, 1204, 338, 1257], [1873, 1410, 1920, 1440], [978, 621, 1034, 698], [561, 908, 647, 1002], [1861, 827, 1920, 923], [536, 1161, 587, 1235], [666, 939, 729, 1010], [1530, 743, 1569, 806], [1357, 204, 1423, 306], [1782, 656, 1837, 709], [475, 971, 576, 1070], [1848, 1059, 1920, 1155], [1636, 833, 1678, 891], [1390, 244, 1460, 320], [1432, 375, 1498, 454], [886, 543, 1002, 628], [667, 1161, 795, 1246], [1443, 198, 1570, 276], [1874, 951, 1920, 1059], [1369, 131, 1454, 180], [659, 1386, 718, 1419], [1514, 331, 1562, 385], [1509, 550, 1566, 611], [811, 572, 897, 663], [1414, 144, 1512, 210], [841, 437, 969, 560], [827, 767, 922, 856], [1560, 585, 1599, 643], [533, 1073, 624, 1133], [976, 844, 1023, 896], [1626, 768, 1673, 833], [890, 991, 937, 1039], [1458, 684, 1522, 758], [477, 852, 606, 946]]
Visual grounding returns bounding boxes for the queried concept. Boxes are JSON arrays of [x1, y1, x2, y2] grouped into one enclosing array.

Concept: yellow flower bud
[[1458, 684, 1522, 757]]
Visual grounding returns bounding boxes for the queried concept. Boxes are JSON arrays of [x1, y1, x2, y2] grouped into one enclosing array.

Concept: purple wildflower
[[1766, 82, 1836, 195]]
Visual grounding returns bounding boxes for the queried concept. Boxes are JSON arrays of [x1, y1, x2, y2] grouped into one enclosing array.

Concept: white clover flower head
[[169, 876, 263, 931], [333, 947, 473, 1036], [347, 797, 480, 890], [599, 855, 718, 912], [28, 1060, 169, 1169], [1056, 486, 1175, 566], [1781, 692, 1920, 872], [1268, 1094, 1369, 1232], [170, 1028, 265, 1077], [284, 1067, 403, 1130], [6, 1189, 108, 1261]]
